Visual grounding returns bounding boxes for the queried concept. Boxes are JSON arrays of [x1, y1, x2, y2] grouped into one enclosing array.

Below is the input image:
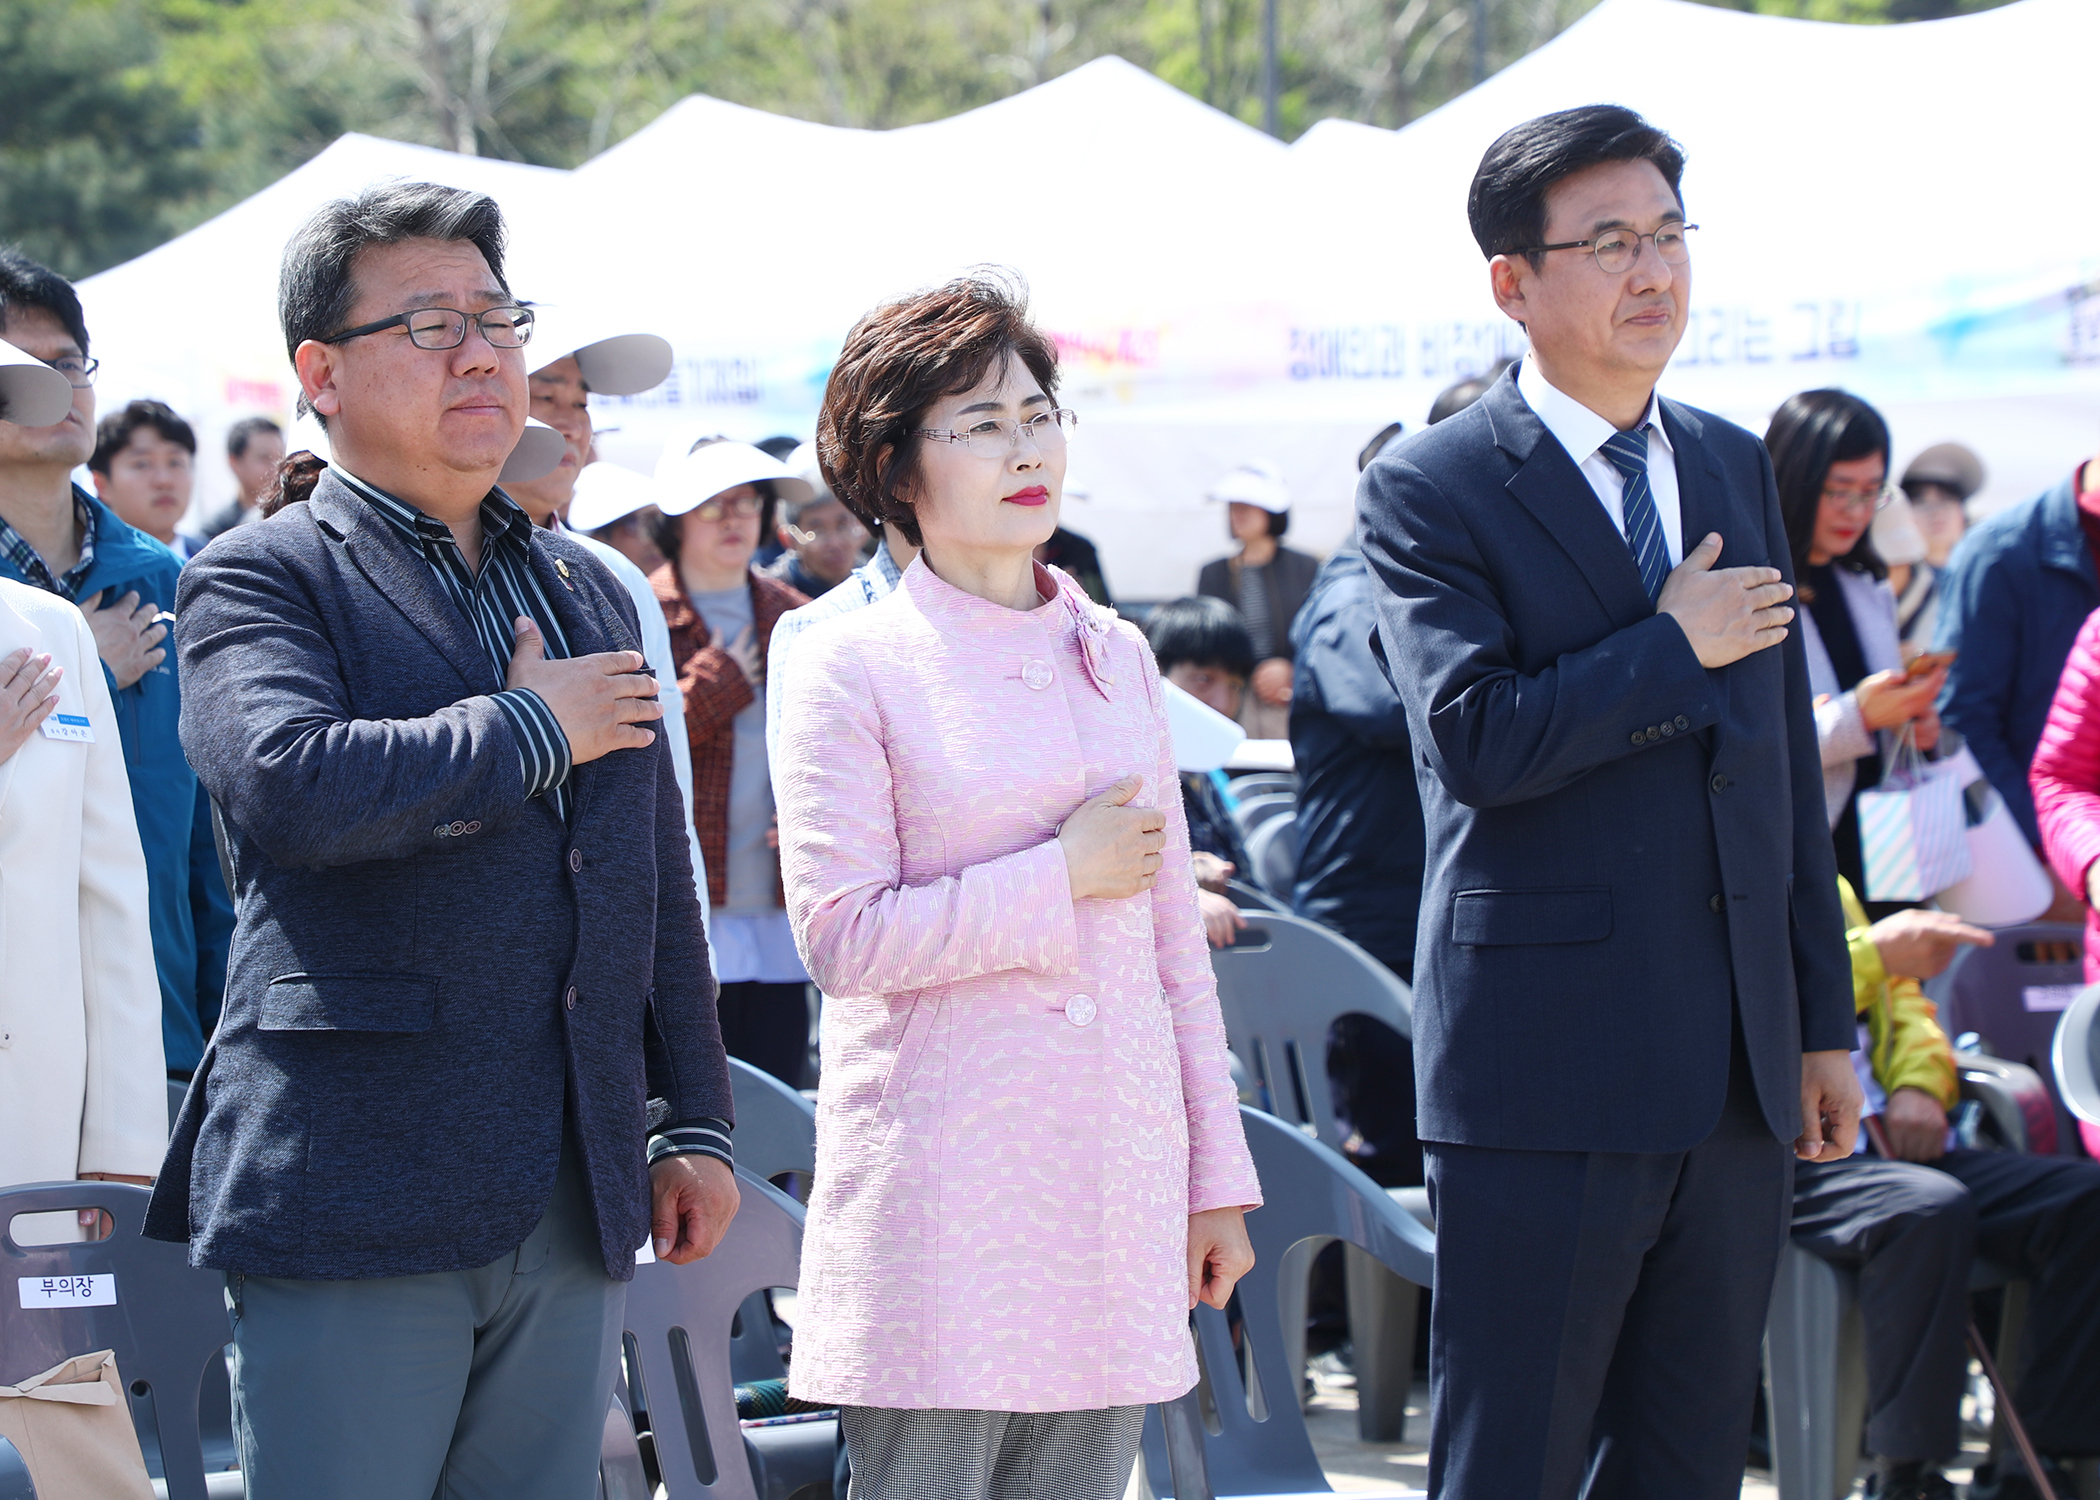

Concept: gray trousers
[[840, 1405, 1146, 1500], [226, 1142, 625, 1500]]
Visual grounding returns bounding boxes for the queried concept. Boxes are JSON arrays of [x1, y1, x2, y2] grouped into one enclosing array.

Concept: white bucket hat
[[1208, 460, 1290, 513], [567, 461, 660, 532], [289, 409, 565, 485], [655, 440, 813, 518], [523, 305, 674, 397], [0, 335, 75, 428]]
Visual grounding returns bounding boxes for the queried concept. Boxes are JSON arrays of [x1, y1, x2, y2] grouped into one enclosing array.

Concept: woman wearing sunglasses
[[772, 274, 1259, 1500], [651, 441, 810, 1085], [1768, 389, 1948, 917]]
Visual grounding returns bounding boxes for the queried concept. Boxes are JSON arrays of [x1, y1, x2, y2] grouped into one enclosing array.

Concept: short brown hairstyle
[[816, 270, 1059, 549]]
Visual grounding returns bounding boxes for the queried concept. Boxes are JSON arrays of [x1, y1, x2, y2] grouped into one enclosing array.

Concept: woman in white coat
[[0, 576, 165, 1227], [1767, 391, 1948, 919]]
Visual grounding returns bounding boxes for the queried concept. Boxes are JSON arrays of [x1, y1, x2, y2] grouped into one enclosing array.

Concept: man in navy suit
[[1355, 107, 1862, 1499], [146, 183, 738, 1499]]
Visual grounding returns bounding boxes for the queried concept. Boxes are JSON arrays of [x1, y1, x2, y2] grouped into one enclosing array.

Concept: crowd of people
[[2, 99, 2099, 1500]]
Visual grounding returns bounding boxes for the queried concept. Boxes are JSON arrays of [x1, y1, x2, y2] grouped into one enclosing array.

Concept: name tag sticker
[[19, 1273, 115, 1308], [2022, 984, 2081, 1013], [39, 713, 93, 743]]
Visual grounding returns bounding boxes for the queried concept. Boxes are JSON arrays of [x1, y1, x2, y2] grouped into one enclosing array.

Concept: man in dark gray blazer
[[145, 182, 738, 1499], [1355, 107, 1862, 1499]]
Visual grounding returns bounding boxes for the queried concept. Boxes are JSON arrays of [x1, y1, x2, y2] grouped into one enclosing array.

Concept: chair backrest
[[728, 1057, 818, 1185], [1140, 1107, 1434, 1498], [1957, 1052, 2057, 1155], [1226, 878, 1290, 916], [1232, 793, 1296, 839], [1245, 814, 1298, 896], [1210, 912, 1412, 1154], [1225, 774, 1297, 804], [0, 1437, 30, 1500], [1928, 923, 2085, 1153], [2052, 983, 2100, 1126], [166, 1079, 188, 1134], [622, 1169, 806, 1500], [0, 1182, 232, 1500]]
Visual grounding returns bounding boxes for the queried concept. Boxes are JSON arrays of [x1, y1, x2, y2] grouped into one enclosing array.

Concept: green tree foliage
[[0, 0, 2014, 277], [0, 0, 210, 279]]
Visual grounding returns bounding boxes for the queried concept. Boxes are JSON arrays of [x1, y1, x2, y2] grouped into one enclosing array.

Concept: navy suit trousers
[[1425, 1027, 1792, 1500]]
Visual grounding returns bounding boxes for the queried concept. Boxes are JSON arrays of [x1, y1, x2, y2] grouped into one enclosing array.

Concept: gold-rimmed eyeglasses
[[1513, 222, 1697, 274], [690, 493, 764, 524]]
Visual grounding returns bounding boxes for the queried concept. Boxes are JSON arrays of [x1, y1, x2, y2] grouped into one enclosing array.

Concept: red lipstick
[[1004, 485, 1050, 507]]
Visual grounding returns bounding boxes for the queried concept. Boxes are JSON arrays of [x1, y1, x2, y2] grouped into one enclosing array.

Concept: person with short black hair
[[1197, 461, 1319, 739], [90, 398, 200, 557], [1357, 105, 1858, 1499], [0, 243, 231, 1085], [200, 416, 285, 540], [143, 180, 736, 1500], [1144, 594, 1259, 947], [765, 462, 868, 599], [1424, 360, 1513, 427]]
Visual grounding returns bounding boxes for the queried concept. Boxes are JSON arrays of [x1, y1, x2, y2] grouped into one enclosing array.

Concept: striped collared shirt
[[334, 469, 575, 819], [0, 489, 99, 601], [340, 469, 734, 1175]]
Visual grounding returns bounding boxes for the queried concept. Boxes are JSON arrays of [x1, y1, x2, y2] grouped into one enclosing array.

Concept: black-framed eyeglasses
[[42, 355, 98, 388], [322, 305, 536, 350], [916, 408, 1077, 458], [1513, 222, 1697, 274]]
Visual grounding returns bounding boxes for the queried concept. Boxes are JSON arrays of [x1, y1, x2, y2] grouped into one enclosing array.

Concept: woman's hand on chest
[[1057, 773, 1166, 900]]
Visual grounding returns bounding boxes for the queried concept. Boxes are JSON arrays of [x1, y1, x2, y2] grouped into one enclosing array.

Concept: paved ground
[[1299, 1359, 2006, 1499], [1300, 1361, 1782, 1499]]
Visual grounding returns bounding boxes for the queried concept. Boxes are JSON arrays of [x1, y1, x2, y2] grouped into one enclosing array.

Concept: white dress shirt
[[1516, 356, 1683, 568]]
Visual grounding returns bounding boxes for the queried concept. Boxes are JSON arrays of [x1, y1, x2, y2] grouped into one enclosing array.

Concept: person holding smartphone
[[1768, 390, 1949, 919]]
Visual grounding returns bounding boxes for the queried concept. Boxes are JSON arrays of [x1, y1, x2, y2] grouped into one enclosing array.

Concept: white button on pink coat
[[774, 558, 1261, 1413]]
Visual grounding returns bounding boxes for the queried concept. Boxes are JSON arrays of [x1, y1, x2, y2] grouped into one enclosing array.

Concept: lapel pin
[[555, 557, 574, 591]]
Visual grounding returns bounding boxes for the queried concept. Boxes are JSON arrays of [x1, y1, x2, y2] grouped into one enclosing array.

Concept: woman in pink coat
[[773, 274, 1262, 1499]]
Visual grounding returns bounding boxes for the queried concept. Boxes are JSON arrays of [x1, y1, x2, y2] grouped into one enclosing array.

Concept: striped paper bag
[[1857, 727, 1973, 903]]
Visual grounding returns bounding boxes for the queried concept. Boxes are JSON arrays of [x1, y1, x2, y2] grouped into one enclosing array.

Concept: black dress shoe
[[1863, 1466, 1955, 1500], [1971, 1455, 2076, 1500]]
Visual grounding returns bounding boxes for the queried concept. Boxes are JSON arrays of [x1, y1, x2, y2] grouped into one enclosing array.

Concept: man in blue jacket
[[145, 181, 737, 1500], [1933, 456, 2100, 879], [0, 246, 233, 1079]]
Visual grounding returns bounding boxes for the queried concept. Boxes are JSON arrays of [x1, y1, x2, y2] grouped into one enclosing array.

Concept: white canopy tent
[[1279, 0, 2100, 523], [76, 0, 2099, 596]]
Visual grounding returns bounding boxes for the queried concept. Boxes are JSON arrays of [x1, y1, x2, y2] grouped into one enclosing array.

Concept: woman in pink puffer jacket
[[2029, 605, 2100, 1154]]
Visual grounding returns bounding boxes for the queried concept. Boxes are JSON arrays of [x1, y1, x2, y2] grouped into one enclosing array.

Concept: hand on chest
[[885, 628, 1161, 864]]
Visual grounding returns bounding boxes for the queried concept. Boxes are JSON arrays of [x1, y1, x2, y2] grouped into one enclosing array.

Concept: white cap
[[522, 305, 673, 397], [655, 439, 814, 517], [567, 461, 660, 532], [1208, 460, 1289, 513], [287, 409, 564, 485], [0, 335, 74, 428], [1871, 487, 1930, 568]]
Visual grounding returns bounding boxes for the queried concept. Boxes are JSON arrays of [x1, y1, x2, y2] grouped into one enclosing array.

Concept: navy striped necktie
[[1600, 427, 1670, 604]]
